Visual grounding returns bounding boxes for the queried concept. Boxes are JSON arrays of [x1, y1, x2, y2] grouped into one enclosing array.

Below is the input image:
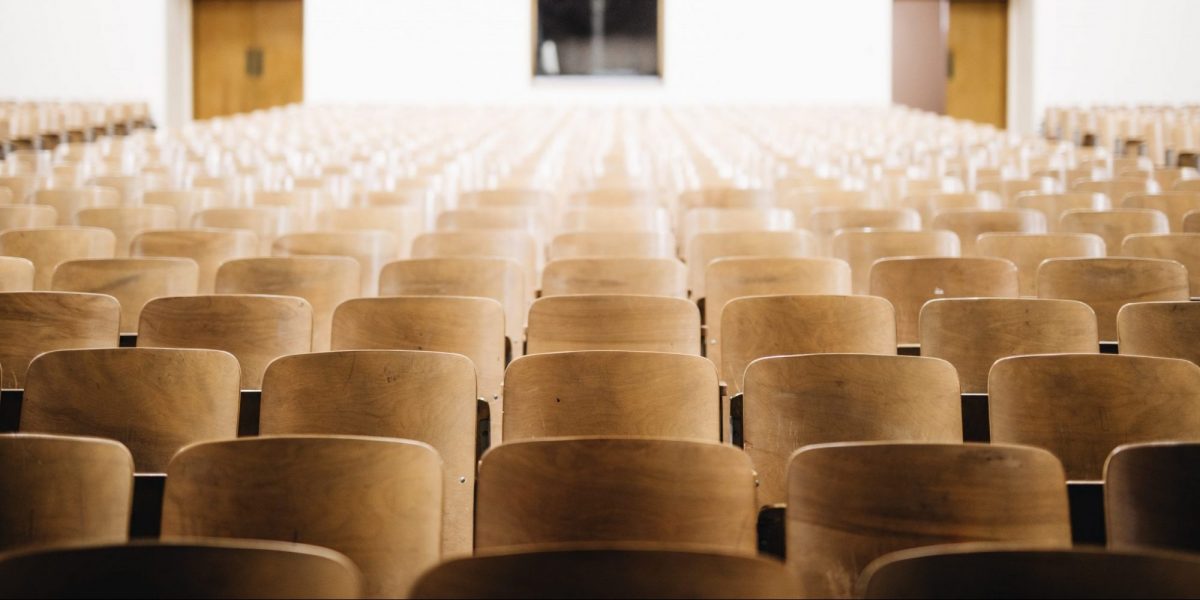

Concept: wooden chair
[[33, 187, 119, 225], [1072, 177, 1158, 202], [51, 258, 198, 333], [215, 257, 359, 352], [920, 298, 1098, 393], [681, 208, 794, 251], [687, 230, 818, 298], [437, 208, 544, 240], [162, 436, 441, 598], [88, 176, 144, 205], [475, 438, 757, 553], [869, 257, 1019, 344], [1123, 192, 1200, 232], [503, 350, 719, 442], [21, 348, 240, 472], [526, 295, 700, 356], [807, 207, 921, 253], [549, 231, 676, 260], [559, 207, 669, 232], [0, 539, 362, 599], [1013, 192, 1111, 232], [720, 295, 896, 392], [679, 188, 773, 212], [250, 190, 326, 229], [1106, 442, 1200, 553], [272, 231, 399, 297], [0, 205, 57, 230], [1188, 209, 1200, 233], [989, 354, 1200, 480], [0, 434, 132, 552], [1122, 234, 1200, 295], [788, 442, 1071, 598], [1059, 208, 1169, 253], [541, 258, 686, 298], [191, 207, 292, 255], [977, 233, 1106, 295], [900, 192, 1002, 223], [144, 189, 227, 227], [459, 188, 553, 209], [0, 257, 34, 292], [781, 190, 877, 226], [261, 350, 476, 556], [76, 206, 177, 257], [412, 230, 539, 292], [410, 545, 800, 600], [1036, 257, 1189, 341], [831, 229, 961, 294], [0, 227, 116, 289], [0, 292, 119, 388], [978, 176, 1056, 203], [569, 188, 662, 207], [1176, 179, 1200, 193], [319, 206, 424, 257], [130, 229, 258, 294], [1118, 301, 1200, 366], [743, 355, 961, 506], [930, 209, 1047, 255], [0, 175, 38, 203], [138, 294, 312, 389]]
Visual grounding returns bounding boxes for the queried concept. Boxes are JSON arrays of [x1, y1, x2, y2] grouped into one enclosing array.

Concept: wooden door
[[193, 0, 303, 120], [946, 0, 1007, 128]]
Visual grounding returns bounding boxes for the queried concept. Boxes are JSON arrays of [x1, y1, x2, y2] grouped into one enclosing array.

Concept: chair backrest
[[318, 206, 424, 256], [410, 545, 800, 599], [1123, 192, 1200, 232], [920, 298, 1098, 393], [1122, 233, 1200, 296], [807, 207, 921, 252], [162, 436, 441, 598], [51, 258, 198, 333], [721, 294, 896, 392], [901, 192, 1002, 223], [215, 256, 359, 352], [1036, 257, 1190, 341], [858, 544, 1200, 599], [0, 433, 132, 552], [22, 348, 240, 472], [788, 442, 1072, 598], [437, 208, 544, 239], [1186, 209, 1200, 233], [503, 350, 719, 442], [1106, 442, 1200, 554], [976, 232, 1106, 295], [0, 539, 362, 599], [1072, 177, 1158, 202], [379, 257, 526, 345], [989, 353, 1200, 480], [412, 230, 539, 290], [0, 205, 57, 230], [549, 231, 676, 260], [744, 355, 962, 505], [1012, 192, 1110, 232], [869, 257, 1019, 344], [138, 294, 312, 389], [144, 189, 227, 227], [0, 227, 116, 289], [1118, 301, 1200, 366], [1060, 208, 1169, 253], [33, 187, 119, 225], [76, 206, 177, 257], [191, 207, 291, 255], [526, 294, 700, 356], [541, 258, 686, 298], [459, 188, 552, 209], [569, 188, 662, 207], [559, 207, 670, 232], [681, 207, 794, 249], [475, 437, 758, 553], [0, 292, 119, 388], [978, 176, 1056, 203], [130, 228, 258, 294], [831, 229, 961, 294], [0, 257, 34, 292], [272, 231, 399, 297], [0, 175, 39, 203], [687, 230, 817, 298], [679, 188, 773, 212], [930, 209, 1047, 255]]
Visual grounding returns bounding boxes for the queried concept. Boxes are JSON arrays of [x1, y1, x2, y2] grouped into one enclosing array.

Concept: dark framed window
[[533, 0, 661, 77]]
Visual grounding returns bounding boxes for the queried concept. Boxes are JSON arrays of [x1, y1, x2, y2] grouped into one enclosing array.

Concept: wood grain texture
[[900, 192, 1002, 224], [721, 294, 896, 392], [138, 294, 312, 389], [191, 207, 292, 255], [920, 298, 1098, 393], [0, 227, 116, 290], [436, 208, 544, 240], [476, 438, 758, 553], [976, 232, 1106, 295], [1060, 208, 1169, 254], [319, 206, 424, 258], [1122, 192, 1200, 232], [144, 189, 228, 227], [1118, 301, 1200, 367], [0, 292, 119, 388], [1036, 257, 1189, 341], [542, 258, 686, 298], [33, 188, 119, 225], [687, 230, 817, 298], [807, 207, 921, 253], [413, 230, 539, 292], [131, 228, 259, 294], [1072, 178, 1157, 203], [260, 350, 477, 556], [1013, 192, 1111, 232], [76, 206, 177, 258], [832, 229, 961, 294], [744, 355, 961, 506], [21, 348, 240, 472], [272, 231, 400, 297], [0, 205, 57, 230], [788, 442, 1071, 598], [931, 208, 1046, 255], [0, 256, 34, 292], [681, 208, 794, 252], [1106, 442, 1200, 554], [162, 436, 441, 598], [549, 231, 676, 260], [0, 434, 132, 552], [869, 256, 1018, 344], [989, 353, 1200, 480], [51, 258, 199, 333], [527, 294, 700, 356], [1123, 234, 1200, 295]]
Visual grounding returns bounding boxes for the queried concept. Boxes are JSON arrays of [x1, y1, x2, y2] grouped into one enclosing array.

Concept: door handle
[[245, 47, 264, 77]]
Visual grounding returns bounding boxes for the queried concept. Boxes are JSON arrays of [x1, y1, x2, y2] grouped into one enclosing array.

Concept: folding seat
[[88, 175, 145, 205], [989, 354, 1200, 480], [138, 295, 312, 389], [831, 229, 960, 294], [191, 207, 293, 255], [870, 257, 1018, 345], [1012, 192, 1110, 232], [558, 206, 670, 232], [1072, 177, 1158, 202], [900, 191, 1001, 223], [1117, 301, 1200, 366], [1106, 442, 1200, 554], [743, 355, 960, 506], [411, 545, 799, 599], [0, 292, 119, 388], [787, 442, 1071, 598], [0, 205, 57, 230], [144, 189, 227, 227], [0, 434, 132, 552], [921, 298, 1098, 393], [273, 230, 399, 297], [977, 233, 1105, 295], [1036, 257, 1189, 341], [130, 229, 258, 294], [34, 187, 119, 225], [216, 257, 359, 352], [475, 438, 757, 553], [0, 227, 116, 290], [0, 257, 34, 291], [1122, 234, 1200, 295], [541, 257, 686, 298], [76, 206, 177, 257], [412, 230, 539, 294], [1123, 192, 1200, 231], [807, 207, 920, 254], [21, 348, 240, 471], [162, 436, 441, 598], [858, 545, 1200, 599], [681, 207, 794, 253], [1060, 208, 1169, 252], [261, 350, 477, 555], [930, 209, 1046, 255], [527, 294, 700, 356], [0, 539, 361, 599], [687, 230, 817, 298], [318, 206, 424, 257], [549, 231, 676, 260], [51, 258, 198, 334], [720, 295, 896, 393], [459, 188, 553, 209]]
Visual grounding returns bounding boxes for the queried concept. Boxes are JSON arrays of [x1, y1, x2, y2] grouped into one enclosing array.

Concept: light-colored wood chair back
[[76, 206, 177, 257], [1117, 301, 1200, 366], [130, 228, 258, 294], [549, 232, 676, 260], [272, 230, 399, 297], [1013, 192, 1110, 232], [687, 230, 818, 298], [930, 209, 1047, 255], [0, 227, 116, 289], [0, 257, 34, 291], [34, 187, 119, 225], [0, 291, 119, 388], [977, 233, 1106, 295], [0, 205, 58, 230], [1123, 192, 1200, 232], [1122, 233, 1200, 295], [1105, 442, 1200, 553], [869, 257, 1019, 344], [527, 294, 700, 356], [1060, 208, 1170, 254], [51, 258, 198, 333], [413, 230, 539, 292], [541, 258, 686, 298], [831, 229, 961, 294], [1036, 257, 1190, 340], [191, 207, 291, 255]]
